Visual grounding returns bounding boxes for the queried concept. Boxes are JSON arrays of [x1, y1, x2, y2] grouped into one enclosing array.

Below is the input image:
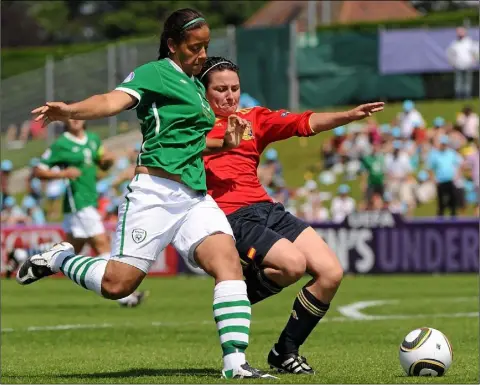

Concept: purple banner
[[312, 212, 479, 274], [379, 27, 480, 74]]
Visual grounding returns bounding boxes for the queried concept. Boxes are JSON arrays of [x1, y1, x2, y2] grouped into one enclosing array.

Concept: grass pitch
[[1, 274, 478, 384]]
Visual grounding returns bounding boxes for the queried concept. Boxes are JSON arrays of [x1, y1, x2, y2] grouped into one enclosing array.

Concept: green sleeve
[[38, 143, 67, 169], [114, 62, 162, 109]]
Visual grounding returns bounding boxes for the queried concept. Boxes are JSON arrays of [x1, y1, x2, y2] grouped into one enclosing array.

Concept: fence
[[2, 23, 479, 144], [1, 27, 237, 142]]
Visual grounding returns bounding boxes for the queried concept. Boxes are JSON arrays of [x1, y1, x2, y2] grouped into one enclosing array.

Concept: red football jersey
[[204, 106, 314, 215]]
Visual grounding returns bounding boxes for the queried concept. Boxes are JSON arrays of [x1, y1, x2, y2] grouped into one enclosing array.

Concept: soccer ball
[[399, 327, 453, 377]]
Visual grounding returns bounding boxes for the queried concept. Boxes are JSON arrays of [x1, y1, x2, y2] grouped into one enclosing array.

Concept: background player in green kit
[[360, 142, 386, 208], [35, 117, 147, 307], [17, 8, 275, 379]]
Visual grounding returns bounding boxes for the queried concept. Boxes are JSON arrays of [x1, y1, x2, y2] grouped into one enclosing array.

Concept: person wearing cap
[[22, 195, 46, 225], [415, 169, 437, 205], [397, 100, 425, 139], [1, 196, 29, 225], [1, 159, 13, 208], [330, 184, 356, 223], [385, 140, 413, 200], [427, 135, 463, 216]]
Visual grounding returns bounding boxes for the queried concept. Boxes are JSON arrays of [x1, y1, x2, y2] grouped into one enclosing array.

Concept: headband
[[182, 17, 206, 30], [199, 61, 231, 80]]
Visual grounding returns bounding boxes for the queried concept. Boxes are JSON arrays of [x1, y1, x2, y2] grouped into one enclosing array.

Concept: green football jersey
[[360, 154, 385, 186], [39, 131, 103, 213], [115, 58, 216, 192]]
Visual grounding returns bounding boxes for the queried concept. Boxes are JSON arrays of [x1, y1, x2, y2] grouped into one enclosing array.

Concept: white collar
[[166, 58, 194, 80], [64, 132, 88, 145]]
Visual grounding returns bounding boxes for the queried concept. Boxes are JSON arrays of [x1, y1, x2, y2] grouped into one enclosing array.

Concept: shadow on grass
[[5, 368, 222, 380]]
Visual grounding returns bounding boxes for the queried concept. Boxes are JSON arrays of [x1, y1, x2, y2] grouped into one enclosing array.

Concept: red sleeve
[[206, 119, 227, 140], [254, 107, 314, 151]]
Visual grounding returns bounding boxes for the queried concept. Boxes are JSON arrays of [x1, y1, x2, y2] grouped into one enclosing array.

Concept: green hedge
[[317, 8, 479, 31]]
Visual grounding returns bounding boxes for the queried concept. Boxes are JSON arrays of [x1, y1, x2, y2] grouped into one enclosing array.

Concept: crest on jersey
[[242, 121, 254, 141], [123, 72, 135, 83], [132, 228, 147, 244]]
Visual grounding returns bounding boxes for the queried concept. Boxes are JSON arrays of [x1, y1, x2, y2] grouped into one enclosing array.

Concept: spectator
[[397, 100, 425, 139], [258, 148, 283, 187], [331, 184, 355, 223], [446, 27, 479, 99], [456, 106, 479, 140], [385, 141, 413, 198], [1, 159, 13, 208], [1, 196, 29, 225], [415, 170, 437, 206], [463, 139, 480, 215], [427, 135, 463, 217], [29, 178, 43, 204], [26, 158, 41, 196], [360, 142, 386, 208], [21, 195, 46, 225], [302, 195, 330, 223]]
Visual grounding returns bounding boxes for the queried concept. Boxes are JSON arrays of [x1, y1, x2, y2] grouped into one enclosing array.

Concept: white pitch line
[[2, 312, 478, 334], [338, 300, 399, 320]]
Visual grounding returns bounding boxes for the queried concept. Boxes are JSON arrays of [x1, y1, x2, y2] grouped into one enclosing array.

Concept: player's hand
[[61, 167, 81, 180], [31, 102, 73, 127], [224, 114, 249, 149], [347, 102, 385, 121]]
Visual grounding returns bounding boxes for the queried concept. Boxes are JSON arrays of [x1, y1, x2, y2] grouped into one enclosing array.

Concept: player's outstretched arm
[[308, 102, 385, 134], [31, 90, 137, 126]]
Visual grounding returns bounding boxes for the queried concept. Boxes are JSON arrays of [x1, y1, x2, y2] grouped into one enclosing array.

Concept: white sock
[[213, 280, 251, 372], [56, 254, 108, 296]]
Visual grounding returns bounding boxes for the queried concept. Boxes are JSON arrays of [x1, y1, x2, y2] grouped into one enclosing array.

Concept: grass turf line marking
[[2, 312, 477, 333]]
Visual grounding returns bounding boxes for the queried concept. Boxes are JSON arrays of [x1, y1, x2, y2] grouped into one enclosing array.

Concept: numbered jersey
[[39, 131, 103, 213], [115, 58, 216, 192]]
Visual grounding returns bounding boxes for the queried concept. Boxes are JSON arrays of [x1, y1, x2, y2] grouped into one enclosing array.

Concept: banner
[[2, 214, 478, 276], [313, 212, 479, 274], [379, 27, 480, 75], [1, 224, 178, 276]]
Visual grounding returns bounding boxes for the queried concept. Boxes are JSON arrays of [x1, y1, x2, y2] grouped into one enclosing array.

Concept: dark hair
[[158, 8, 207, 60], [197, 56, 239, 88]]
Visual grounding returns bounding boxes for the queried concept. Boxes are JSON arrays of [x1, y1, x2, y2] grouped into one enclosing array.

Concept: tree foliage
[[2, 0, 266, 46]]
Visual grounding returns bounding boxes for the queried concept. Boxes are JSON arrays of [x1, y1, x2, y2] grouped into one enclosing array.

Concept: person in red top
[[199, 57, 384, 374]]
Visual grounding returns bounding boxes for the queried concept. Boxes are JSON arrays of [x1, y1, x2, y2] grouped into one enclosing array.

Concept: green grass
[[1, 274, 478, 383]]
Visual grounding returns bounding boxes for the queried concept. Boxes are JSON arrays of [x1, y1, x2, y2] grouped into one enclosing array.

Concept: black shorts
[[227, 202, 309, 267]]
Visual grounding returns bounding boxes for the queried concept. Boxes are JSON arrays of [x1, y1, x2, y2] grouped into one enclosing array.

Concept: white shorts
[[63, 206, 105, 239], [110, 174, 234, 272]]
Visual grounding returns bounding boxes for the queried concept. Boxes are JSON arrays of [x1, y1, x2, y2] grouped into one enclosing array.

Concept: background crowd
[[1, 100, 479, 227]]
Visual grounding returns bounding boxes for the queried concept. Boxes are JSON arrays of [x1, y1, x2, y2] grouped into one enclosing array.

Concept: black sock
[[275, 286, 330, 354], [244, 265, 283, 305]]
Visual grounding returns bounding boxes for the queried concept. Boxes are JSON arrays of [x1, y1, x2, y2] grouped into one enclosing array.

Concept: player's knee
[[319, 263, 344, 290], [101, 274, 135, 300]]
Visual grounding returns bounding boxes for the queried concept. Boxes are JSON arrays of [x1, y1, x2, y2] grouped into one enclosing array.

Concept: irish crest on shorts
[[132, 229, 147, 244]]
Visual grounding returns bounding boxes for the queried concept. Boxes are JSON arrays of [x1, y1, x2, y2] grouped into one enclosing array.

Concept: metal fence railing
[[1, 27, 237, 144]]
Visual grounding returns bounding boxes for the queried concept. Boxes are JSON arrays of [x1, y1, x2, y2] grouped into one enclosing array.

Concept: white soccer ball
[[399, 327, 453, 377]]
